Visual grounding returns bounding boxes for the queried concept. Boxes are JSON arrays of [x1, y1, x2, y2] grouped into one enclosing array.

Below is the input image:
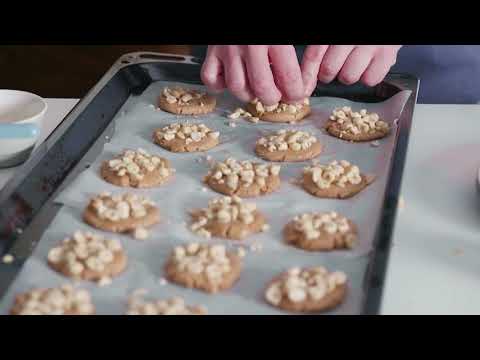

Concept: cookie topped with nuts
[[284, 212, 357, 251], [101, 148, 173, 188], [255, 129, 322, 162], [10, 284, 95, 315], [189, 195, 268, 240], [245, 98, 311, 123], [302, 160, 373, 199], [47, 231, 127, 283], [127, 293, 207, 315], [83, 192, 160, 234], [265, 266, 347, 313], [205, 157, 281, 198], [326, 106, 390, 141], [158, 86, 216, 115], [153, 123, 220, 153], [165, 243, 242, 293]]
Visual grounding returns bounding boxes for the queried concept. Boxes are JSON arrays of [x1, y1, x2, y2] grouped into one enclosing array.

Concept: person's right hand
[[201, 45, 305, 105]]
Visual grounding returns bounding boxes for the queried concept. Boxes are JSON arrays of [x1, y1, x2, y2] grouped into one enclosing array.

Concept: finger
[[361, 49, 396, 86], [224, 51, 255, 102], [201, 49, 226, 92], [338, 46, 375, 85], [318, 45, 354, 83], [245, 45, 282, 105], [269, 45, 304, 102], [301, 45, 329, 96]]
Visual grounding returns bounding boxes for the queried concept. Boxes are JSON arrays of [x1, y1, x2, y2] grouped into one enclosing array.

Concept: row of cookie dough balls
[[157, 86, 391, 142], [102, 147, 374, 202], [83, 191, 358, 249], [10, 234, 347, 314], [9, 283, 206, 315], [9, 190, 354, 314]]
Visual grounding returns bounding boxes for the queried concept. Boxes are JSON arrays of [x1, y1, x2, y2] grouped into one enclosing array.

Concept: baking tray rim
[[0, 51, 419, 314]]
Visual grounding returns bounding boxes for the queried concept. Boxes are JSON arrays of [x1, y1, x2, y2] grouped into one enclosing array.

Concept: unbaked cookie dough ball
[[255, 129, 322, 162], [101, 148, 173, 188], [284, 211, 357, 251], [245, 98, 311, 123], [165, 243, 242, 293], [204, 157, 281, 198], [325, 106, 390, 142], [302, 160, 373, 199], [158, 86, 216, 115], [265, 266, 347, 313], [153, 123, 219, 153], [189, 195, 268, 240]]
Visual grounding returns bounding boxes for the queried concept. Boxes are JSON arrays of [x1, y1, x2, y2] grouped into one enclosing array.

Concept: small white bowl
[[0, 90, 47, 168]]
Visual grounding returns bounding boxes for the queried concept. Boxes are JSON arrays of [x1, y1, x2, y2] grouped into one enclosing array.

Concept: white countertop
[[1, 99, 480, 314]]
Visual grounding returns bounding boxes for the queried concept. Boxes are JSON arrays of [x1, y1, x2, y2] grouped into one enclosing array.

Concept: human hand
[[201, 45, 305, 105], [301, 45, 402, 96]]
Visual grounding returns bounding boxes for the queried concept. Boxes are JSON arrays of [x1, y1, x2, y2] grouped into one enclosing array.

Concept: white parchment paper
[[0, 81, 411, 315]]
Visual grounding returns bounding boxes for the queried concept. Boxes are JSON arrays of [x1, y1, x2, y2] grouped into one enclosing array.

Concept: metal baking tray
[[0, 52, 418, 314]]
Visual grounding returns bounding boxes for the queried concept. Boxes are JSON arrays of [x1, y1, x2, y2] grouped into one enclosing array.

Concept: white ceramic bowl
[[0, 90, 47, 168]]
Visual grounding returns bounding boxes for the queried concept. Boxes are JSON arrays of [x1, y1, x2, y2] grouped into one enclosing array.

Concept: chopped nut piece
[[133, 227, 149, 240], [237, 247, 247, 258], [97, 276, 112, 287], [2, 254, 14, 264]]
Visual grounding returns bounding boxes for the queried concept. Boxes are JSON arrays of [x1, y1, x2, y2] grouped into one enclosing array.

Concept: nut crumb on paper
[[97, 276, 113, 287], [133, 227, 149, 240], [250, 242, 263, 253], [237, 247, 247, 258], [452, 248, 464, 256]]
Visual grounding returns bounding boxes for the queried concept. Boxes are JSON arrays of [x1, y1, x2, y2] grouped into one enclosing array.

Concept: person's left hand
[[301, 45, 402, 97]]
